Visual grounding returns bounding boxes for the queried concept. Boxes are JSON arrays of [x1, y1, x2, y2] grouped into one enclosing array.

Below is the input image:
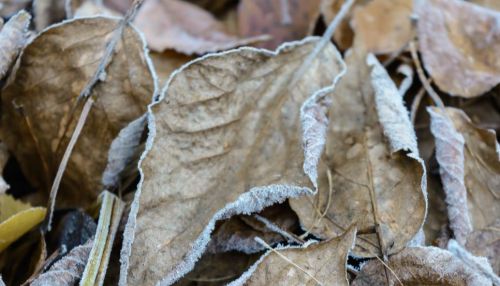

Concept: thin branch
[[410, 86, 426, 125], [253, 214, 304, 245]]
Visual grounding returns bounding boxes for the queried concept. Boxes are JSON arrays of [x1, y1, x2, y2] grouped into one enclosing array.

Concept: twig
[[290, 0, 355, 87], [42, 97, 94, 232], [255, 237, 324, 286], [409, 40, 445, 109], [410, 87, 425, 124], [253, 214, 304, 244]]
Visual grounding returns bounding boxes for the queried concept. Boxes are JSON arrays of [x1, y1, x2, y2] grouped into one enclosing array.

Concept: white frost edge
[[367, 54, 428, 248], [119, 36, 346, 286], [228, 227, 356, 286]]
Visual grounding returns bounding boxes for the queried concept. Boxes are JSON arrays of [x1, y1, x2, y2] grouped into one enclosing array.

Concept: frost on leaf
[[0, 17, 155, 206], [290, 50, 426, 258], [31, 238, 93, 286], [435, 107, 500, 272], [228, 226, 356, 286], [134, 0, 267, 55], [417, 0, 500, 97], [0, 10, 30, 80], [428, 107, 472, 245], [120, 38, 346, 285], [352, 246, 493, 286]]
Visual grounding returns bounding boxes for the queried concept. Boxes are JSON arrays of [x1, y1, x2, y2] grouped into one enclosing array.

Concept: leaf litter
[[0, 0, 499, 285]]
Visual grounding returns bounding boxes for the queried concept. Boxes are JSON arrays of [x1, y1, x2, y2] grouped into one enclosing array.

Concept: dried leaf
[[417, 0, 500, 97], [133, 0, 267, 55], [237, 0, 321, 50], [1, 17, 155, 206], [185, 0, 237, 16], [0, 194, 46, 252], [352, 246, 494, 285], [32, 238, 93, 286], [228, 225, 356, 286], [149, 51, 194, 88], [466, 219, 500, 275], [119, 38, 346, 285], [290, 51, 426, 258], [73, 1, 121, 18], [102, 115, 147, 189], [0, 143, 10, 194], [428, 107, 472, 245], [0, 10, 30, 80], [352, 0, 413, 54], [0, 275, 4, 286], [80, 191, 124, 286], [33, 0, 66, 30]]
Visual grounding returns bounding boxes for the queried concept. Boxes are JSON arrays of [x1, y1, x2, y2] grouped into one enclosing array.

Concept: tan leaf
[[119, 39, 346, 285], [1, 17, 155, 206], [352, 246, 494, 285], [228, 225, 356, 286], [431, 107, 500, 272], [149, 51, 194, 86], [33, 0, 66, 30], [0, 10, 30, 80], [133, 0, 267, 55], [31, 238, 93, 286], [237, 0, 321, 50], [470, 0, 500, 10], [290, 51, 426, 258], [352, 0, 413, 54], [417, 0, 500, 97]]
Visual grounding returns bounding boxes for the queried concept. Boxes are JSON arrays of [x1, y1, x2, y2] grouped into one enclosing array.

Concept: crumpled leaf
[[352, 0, 413, 54], [208, 203, 300, 254], [0, 10, 30, 80], [352, 246, 494, 285], [1, 17, 155, 206], [417, 0, 500, 97], [133, 0, 267, 55], [32, 238, 93, 286], [430, 107, 500, 272], [428, 107, 472, 245], [0, 194, 46, 252], [237, 0, 321, 50], [119, 38, 346, 285], [466, 219, 500, 275], [290, 50, 427, 257], [102, 115, 147, 189], [228, 225, 356, 286]]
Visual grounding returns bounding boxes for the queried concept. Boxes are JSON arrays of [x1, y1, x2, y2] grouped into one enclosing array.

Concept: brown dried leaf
[[352, 0, 413, 54], [417, 0, 500, 97], [0, 10, 30, 80], [31, 238, 93, 286], [119, 39, 346, 285], [33, 0, 66, 30], [228, 225, 356, 286], [149, 51, 194, 86], [290, 50, 426, 258], [352, 246, 494, 285], [134, 0, 266, 55], [465, 219, 500, 275], [237, 0, 321, 50], [1, 17, 155, 206], [432, 107, 500, 271], [0, 0, 29, 18]]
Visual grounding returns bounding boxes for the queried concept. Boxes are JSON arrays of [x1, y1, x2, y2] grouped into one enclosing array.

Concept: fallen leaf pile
[[0, 0, 499, 285]]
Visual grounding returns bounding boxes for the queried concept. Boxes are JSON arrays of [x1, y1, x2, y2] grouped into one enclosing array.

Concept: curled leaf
[[31, 238, 93, 286], [119, 38, 346, 285], [290, 50, 426, 258], [0, 10, 30, 80]]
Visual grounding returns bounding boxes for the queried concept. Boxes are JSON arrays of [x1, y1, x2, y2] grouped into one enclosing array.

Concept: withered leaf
[[33, 0, 66, 30], [237, 0, 321, 50], [134, 0, 267, 55], [290, 51, 426, 258], [417, 0, 500, 97], [73, 1, 121, 18], [228, 226, 356, 286], [352, 246, 494, 285], [119, 39, 346, 285], [32, 238, 93, 286], [0, 10, 30, 81], [352, 0, 413, 54], [149, 51, 194, 86], [430, 107, 500, 272], [1, 17, 155, 206]]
